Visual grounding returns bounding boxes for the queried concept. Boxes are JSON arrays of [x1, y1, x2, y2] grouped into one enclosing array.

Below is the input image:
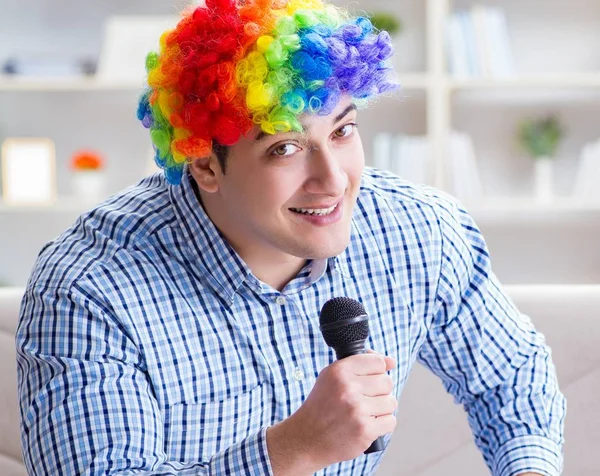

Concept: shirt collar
[[330, 246, 352, 280], [169, 167, 253, 305]]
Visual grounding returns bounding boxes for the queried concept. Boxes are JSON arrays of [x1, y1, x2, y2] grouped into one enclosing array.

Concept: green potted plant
[[517, 114, 564, 203], [368, 12, 403, 37]]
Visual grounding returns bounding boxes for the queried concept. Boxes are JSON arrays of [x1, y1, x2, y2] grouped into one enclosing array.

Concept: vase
[[71, 171, 106, 203], [533, 157, 554, 204]]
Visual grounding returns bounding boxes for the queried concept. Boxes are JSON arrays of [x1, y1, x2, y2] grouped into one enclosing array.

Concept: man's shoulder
[[356, 168, 483, 262], [27, 173, 175, 292], [358, 168, 460, 224]]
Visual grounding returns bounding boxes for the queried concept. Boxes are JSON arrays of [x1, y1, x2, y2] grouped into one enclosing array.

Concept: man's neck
[[191, 178, 306, 291], [213, 230, 308, 291], [242, 250, 307, 292]]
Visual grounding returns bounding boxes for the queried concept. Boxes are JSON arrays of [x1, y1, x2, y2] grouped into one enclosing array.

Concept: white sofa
[[2, 286, 599, 475], [0, 288, 27, 476]]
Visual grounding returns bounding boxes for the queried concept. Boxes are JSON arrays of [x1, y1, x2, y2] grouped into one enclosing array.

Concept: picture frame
[[1, 138, 57, 206], [97, 15, 179, 82]]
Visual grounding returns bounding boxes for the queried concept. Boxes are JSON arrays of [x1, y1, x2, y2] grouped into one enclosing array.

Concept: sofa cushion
[[0, 288, 24, 470]]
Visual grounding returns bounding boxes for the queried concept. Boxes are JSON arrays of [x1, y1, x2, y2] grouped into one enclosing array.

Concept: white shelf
[[467, 197, 600, 211], [0, 76, 146, 91], [503, 284, 600, 296], [448, 73, 600, 90], [0, 73, 432, 92], [0, 197, 100, 213], [396, 72, 430, 90], [465, 198, 600, 223]]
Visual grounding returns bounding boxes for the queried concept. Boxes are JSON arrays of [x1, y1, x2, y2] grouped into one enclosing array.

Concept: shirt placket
[[267, 291, 314, 417]]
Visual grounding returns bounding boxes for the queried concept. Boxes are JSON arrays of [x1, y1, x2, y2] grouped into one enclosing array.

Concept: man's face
[[198, 96, 364, 263]]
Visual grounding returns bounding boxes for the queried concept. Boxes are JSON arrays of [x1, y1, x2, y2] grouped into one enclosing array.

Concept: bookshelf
[[409, 0, 599, 210], [1, 0, 599, 286], [2, 0, 598, 209]]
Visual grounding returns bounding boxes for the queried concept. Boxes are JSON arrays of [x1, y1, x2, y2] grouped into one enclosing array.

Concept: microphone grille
[[319, 297, 369, 348]]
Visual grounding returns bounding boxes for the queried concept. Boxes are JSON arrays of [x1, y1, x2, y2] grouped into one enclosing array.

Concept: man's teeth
[[291, 204, 337, 216]]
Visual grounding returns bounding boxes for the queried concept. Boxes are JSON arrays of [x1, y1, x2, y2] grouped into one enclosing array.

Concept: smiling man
[[16, 0, 565, 475]]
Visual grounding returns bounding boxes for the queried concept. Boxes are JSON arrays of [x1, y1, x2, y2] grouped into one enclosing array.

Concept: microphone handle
[[334, 343, 387, 455], [365, 437, 386, 454]]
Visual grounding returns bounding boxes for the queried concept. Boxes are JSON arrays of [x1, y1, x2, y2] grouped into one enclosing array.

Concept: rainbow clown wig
[[137, 0, 399, 184]]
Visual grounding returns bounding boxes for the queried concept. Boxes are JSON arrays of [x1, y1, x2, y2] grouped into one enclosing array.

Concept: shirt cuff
[[209, 427, 274, 475], [492, 434, 563, 476]]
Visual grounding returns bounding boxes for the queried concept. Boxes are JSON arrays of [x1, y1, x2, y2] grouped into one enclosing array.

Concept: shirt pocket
[[164, 381, 270, 464]]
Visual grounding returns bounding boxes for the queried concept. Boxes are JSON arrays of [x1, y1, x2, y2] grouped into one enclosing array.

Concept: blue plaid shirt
[[17, 168, 565, 475]]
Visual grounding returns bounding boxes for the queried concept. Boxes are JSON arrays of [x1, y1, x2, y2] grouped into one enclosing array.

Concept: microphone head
[[319, 297, 369, 348]]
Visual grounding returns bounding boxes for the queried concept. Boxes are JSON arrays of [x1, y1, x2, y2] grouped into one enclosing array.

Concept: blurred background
[[0, 0, 599, 287], [0, 0, 598, 475]]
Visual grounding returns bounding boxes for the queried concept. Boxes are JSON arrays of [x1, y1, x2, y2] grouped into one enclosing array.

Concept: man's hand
[[266, 352, 397, 475]]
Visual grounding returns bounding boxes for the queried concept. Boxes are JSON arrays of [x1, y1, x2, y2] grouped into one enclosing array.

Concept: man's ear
[[188, 155, 221, 194]]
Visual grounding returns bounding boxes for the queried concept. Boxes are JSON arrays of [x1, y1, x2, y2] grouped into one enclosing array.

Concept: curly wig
[[137, 0, 399, 184]]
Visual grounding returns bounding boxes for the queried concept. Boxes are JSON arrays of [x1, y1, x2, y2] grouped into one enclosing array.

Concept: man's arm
[[417, 194, 566, 476], [16, 282, 273, 475]]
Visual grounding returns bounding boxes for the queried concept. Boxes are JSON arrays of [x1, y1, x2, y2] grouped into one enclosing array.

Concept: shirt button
[[275, 296, 286, 305], [292, 367, 305, 381]]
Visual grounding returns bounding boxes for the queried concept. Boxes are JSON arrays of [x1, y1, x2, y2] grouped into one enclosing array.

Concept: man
[[16, 0, 565, 474]]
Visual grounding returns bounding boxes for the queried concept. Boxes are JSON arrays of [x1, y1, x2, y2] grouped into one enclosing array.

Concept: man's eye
[[271, 143, 300, 156], [334, 123, 357, 138]]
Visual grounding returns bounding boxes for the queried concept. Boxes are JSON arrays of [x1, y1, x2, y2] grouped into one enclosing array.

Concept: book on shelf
[[572, 139, 600, 203], [372, 132, 393, 172], [486, 6, 516, 78], [446, 5, 516, 79], [392, 135, 430, 186], [465, 8, 485, 77], [447, 131, 483, 202], [445, 13, 469, 78], [371, 133, 431, 186]]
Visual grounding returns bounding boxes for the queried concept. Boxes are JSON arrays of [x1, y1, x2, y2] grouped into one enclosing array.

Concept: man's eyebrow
[[253, 103, 358, 142], [333, 103, 357, 124]]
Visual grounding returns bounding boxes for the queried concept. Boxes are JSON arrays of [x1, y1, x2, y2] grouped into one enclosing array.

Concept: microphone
[[319, 297, 387, 454]]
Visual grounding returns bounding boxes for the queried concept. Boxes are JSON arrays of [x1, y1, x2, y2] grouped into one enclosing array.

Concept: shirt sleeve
[[416, 194, 566, 476], [16, 281, 274, 476]]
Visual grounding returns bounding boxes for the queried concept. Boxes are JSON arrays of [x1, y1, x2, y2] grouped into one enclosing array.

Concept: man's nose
[[304, 145, 347, 196]]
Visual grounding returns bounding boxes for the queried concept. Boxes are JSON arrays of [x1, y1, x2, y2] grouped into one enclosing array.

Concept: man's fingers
[[371, 414, 397, 437], [365, 349, 396, 372], [366, 394, 398, 417], [359, 374, 394, 397], [349, 353, 390, 375]]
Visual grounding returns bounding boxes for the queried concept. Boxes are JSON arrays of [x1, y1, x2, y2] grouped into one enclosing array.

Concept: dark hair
[[212, 141, 230, 174]]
